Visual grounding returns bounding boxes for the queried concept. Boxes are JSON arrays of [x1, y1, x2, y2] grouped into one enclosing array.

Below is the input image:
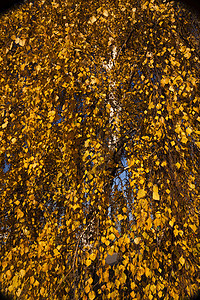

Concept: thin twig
[[50, 232, 84, 299]]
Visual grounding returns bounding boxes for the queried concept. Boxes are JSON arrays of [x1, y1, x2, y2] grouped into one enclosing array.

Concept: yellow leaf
[[154, 217, 161, 227], [53, 249, 60, 256], [108, 233, 115, 241], [153, 259, 159, 269], [175, 162, 181, 169], [34, 280, 39, 286], [40, 287, 45, 296], [74, 204, 80, 210], [101, 236, 106, 243], [19, 39, 26, 46], [184, 49, 191, 59], [2, 122, 8, 129], [161, 77, 169, 86], [174, 227, 179, 237], [30, 276, 34, 284], [6, 270, 12, 280], [87, 277, 93, 285], [24, 162, 28, 168], [42, 263, 48, 272], [158, 291, 163, 298], [181, 136, 188, 144], [89, 16, 97, 24], [124, 235, 130, 244], [108, 247, 114, 255], [186, 127, 192, 135], [190, 224, 197, 232], [153, 184, 160, 200], [161, 161, 167, 167], [179, 256, 185, 265], [90, 252, 96, 261], [120, 272, 127, 284], [85, 259, 92, 267], [16, 208, 24, 220], [19, 269, 26, 278], [103, 9, 108, 17], [12, 275, 19, 288], [85, 284, 90, 294], [148, 102, 155, 109], [169, 217, 175, 227], [134, 237, 140, 244], [15, 37, 20, 44], [88, 291, 95, 300], [138, 189, 146, 199], [85, 140, 90, 147], [145, 267, 151, 277], [117, 214, 124, 221], [146, 217, 152, 230], [16, 289, 22, 297]]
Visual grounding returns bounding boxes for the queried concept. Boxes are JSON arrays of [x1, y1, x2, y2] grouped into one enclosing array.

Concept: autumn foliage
[[0, 0, 200, 299]]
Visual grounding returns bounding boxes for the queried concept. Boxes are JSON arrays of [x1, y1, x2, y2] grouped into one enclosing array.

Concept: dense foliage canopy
[[0, 0, 200, 299]]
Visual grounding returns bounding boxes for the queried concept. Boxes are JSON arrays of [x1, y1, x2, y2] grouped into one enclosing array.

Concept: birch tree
[[0, 0, 200, 299]]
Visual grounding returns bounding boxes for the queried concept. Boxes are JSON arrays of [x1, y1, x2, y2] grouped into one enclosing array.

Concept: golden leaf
[[145, 267, 151, 277], [189, 224, 197, 232], [11, 138, 17, 144], [40, 287, 45, 296], [19, 39, 26, 46], [184, 49, 191, 59], [134, 237, 140, 244], [153, 259, 159, 269], [161, 161, 167, 167], [16, 209, 24, 220], [130, 291, 136, 299], [138, 189, 146, 199], [53, 249, 60, 256], [19, 269, 26, 278], [124, 235, 130, 244], [103, 9, 108, 17], [174, 227, 179, 237], [108, 233, 115, 241], [87, 277, 93, 285], [85, 140, 90, 147], [175, 162, 181, 169], [89, 16, 97, 24], [169, 217, 175, 227], [34, 280, 39, 286], [42, 263, 48, 272], [85, 259, 92, 267], [186, 127, 192, 135], [30, 276, 34, 284], [88, 291, 95, 300], [153, 184, 160, 200], [117, 214, 124, 221], [171, 141, 175, 146], [181, 136, 188, 144], [6, 270, 12, 280], [2, 122, 8, 129], [85, 284, 90, 294], [148, 102, 155, 109], [179, 256, 185, 265], [90, 252, 96, 261]]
